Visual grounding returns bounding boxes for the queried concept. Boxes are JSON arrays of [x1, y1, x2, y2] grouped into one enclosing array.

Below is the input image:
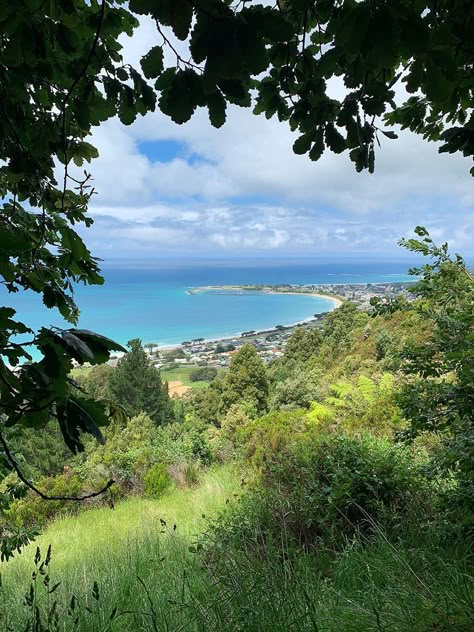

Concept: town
[[130, 281, 415, 370]]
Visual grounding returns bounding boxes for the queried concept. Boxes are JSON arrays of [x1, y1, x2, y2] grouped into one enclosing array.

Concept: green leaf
[[309, 129, 325, 161], [380, 130, 398, 140], [140, 46, 164, 79], [293, 132, 313, 155], [207, 91, 226, 128], [159, 69, 205, 124], [61, 331, 95, 362], [325, 124, 346, 154]]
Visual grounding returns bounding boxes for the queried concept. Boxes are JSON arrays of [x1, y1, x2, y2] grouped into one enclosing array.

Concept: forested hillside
[[1, 231, 472, 631]]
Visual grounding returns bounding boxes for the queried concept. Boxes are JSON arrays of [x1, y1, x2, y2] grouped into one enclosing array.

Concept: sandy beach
[[153, 287, 343, 350]]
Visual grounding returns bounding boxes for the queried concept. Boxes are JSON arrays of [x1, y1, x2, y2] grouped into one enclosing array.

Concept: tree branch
[[0, 430, 115, 502]]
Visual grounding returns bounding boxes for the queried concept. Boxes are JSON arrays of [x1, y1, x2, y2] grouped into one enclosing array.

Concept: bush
[[5, 470, 84, 528], [189, 367, 218, 382], [143, 463, 171, 498], [206, 431, 432, 554]]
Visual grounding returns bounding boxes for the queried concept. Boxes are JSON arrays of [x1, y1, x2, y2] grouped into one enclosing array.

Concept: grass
[[0, 466, 238, 630], [70, 365, 93, 379], [1, 466, 473, 631], [159, 365, 224, 390]]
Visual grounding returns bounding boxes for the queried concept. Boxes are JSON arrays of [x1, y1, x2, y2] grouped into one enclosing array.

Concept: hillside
[[0, 234, 472, 631]]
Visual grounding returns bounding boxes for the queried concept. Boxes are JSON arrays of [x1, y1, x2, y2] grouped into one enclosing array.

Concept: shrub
[[206, 431, 432, 554], [143, 464, 171, 498], [189, 367, 218, 382], [5, 470, 84, 528], [184, 462, 200, 487]]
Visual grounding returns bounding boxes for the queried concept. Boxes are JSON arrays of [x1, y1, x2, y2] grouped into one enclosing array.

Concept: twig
[[60, 0, 106, 213], [0, 430, 114, 502]]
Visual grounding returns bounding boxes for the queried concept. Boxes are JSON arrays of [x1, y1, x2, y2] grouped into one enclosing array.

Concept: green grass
[[1, 466, 472, 631], [70, 365, 93, 379], [0, 466, 238, 630], [159, 365, 224, 390]]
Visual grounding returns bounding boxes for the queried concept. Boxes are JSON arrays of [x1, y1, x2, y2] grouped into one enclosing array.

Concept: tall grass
[[1, 465, 473, 631]]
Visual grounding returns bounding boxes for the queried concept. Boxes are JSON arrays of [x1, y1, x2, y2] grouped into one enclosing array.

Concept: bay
[[2, 258, 415, 350]]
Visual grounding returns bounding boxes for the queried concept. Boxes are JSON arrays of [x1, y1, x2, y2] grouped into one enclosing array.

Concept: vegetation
[[189, 367, 218, 383], [1, 231, 472, 630], [108, 339, 174, 426], [1, 0, 473, 627]]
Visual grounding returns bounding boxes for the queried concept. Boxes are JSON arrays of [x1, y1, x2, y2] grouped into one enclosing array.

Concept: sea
[[3, 258, 417, 351]]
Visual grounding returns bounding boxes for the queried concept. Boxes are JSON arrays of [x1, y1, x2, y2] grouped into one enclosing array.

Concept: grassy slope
[[1, 466, 472, 631], [1, 466, 238, 630]]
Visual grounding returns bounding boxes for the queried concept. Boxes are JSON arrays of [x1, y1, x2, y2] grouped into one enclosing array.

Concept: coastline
[[154, 288, 341, 350], [266, 290, 343, 309]]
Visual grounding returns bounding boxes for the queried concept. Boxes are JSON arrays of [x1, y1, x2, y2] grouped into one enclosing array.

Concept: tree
[[189, 383, 223, 427], [144, 342, 157, 355], [220, 345, 269, 416], [189, 367, 218, 382], [0, 0, 150, 524], [163, 347, 187, 362], [125, 0, 473, 174], [108, 339, 174, 426], [373, 228, 474, 529], [79, 364, 114, 401], [1, 1, 471, 454], [283, 327, 322, 363]]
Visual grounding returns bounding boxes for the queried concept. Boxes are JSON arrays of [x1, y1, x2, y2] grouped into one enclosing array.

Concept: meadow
[[2, 465, 472, 632]]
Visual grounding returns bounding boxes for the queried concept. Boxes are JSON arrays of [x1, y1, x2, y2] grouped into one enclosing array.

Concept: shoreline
[[153, 288, 341, 350], [266, 290, 343, 309]]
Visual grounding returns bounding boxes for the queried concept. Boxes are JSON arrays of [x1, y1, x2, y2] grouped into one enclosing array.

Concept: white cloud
[[78, 17, 474, 258]]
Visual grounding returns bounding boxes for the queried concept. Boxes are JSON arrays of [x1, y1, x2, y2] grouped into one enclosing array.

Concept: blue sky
[[76, 18, 473, 261]]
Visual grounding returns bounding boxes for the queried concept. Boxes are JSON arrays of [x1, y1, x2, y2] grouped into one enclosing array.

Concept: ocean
[[3, 258, 416, 350]]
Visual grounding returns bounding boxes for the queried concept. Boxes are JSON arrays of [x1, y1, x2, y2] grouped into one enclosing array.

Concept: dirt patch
[[168, 380, 191, 398]]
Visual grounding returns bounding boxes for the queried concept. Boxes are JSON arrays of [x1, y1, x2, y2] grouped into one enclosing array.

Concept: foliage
[[390, 228, 474, 531], [78, 363, 114, 401], [270, 369, 313, 409], [126, 0, 474, 173], [0, 0, 149, 456], [5, 469, 84, 529], [5, 422, 71, 481], [0, 0, 471, 534], [220, 344, 269, 416], [212, 429, 431, 552], [1, 467, 472, 632], [108, 339, 174, 426], [143, 463, 171, 498], [282, 326, 322, 363], [189, 367, 218, 382], [163, 347, 187, 362], [188, 385, 223, 427]]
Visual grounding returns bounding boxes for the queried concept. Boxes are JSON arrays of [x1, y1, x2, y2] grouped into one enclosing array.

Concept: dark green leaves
[[293, 132, 313, 155], [159, 69, 205, 124], [130, 0, 192, 40], [207, 91, 227, 128], [57, 396, 107, 453], [66, 330, 126, 365], [325, 124, 346, 154], [140, 46, 164, 79]]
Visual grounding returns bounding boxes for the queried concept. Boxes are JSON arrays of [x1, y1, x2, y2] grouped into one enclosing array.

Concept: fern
[[357, 376, 377, 403]]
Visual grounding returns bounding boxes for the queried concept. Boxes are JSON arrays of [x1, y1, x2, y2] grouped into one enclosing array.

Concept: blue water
[[2, 259, 416, 349]]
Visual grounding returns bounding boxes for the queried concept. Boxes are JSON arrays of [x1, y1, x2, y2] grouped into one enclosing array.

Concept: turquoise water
[[2, 258, 415, 349]]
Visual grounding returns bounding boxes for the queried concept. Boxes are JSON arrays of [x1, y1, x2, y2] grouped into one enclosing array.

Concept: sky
[[76, 16, 474, 260]]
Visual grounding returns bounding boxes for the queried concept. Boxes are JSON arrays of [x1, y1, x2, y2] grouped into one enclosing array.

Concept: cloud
[[79, 18, 474, 258]]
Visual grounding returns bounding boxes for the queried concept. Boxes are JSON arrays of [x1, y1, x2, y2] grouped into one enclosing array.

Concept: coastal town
[[108, 281, 415, 371]]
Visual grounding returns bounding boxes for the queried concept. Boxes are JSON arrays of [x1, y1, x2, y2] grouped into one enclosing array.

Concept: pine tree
[[108, 339, 174, 426], [220, 345, 269, 416]]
